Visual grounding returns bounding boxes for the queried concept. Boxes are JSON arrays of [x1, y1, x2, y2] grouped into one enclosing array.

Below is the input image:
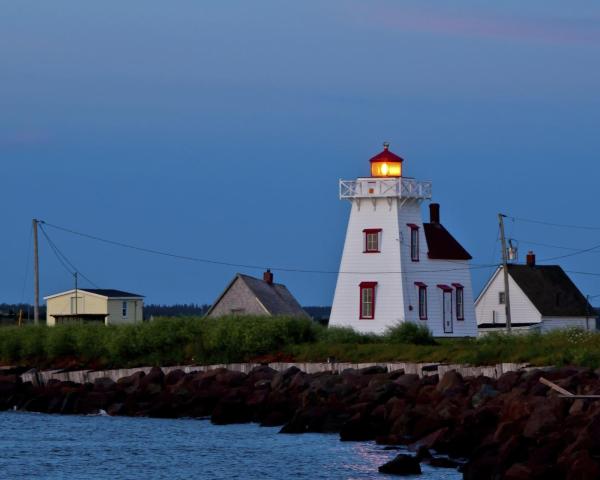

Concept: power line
[[40, 220, 498, 275], [518, 240, 583, 252], [536, 240, 600, 263], [39, 224, 101, 288], [566, 270, 600, 278], [508, 216, 600, 231]]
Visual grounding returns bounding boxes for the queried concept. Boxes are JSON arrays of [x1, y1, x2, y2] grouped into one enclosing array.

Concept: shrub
[[385, 322, 436, 345], [317, 326, 381, 344]]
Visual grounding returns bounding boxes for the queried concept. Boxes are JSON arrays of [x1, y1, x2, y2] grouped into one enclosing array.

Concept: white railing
[[339, 177, 432, 200]]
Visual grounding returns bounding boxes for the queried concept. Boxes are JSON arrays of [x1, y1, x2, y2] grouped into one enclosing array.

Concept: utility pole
[[74, 272, 78, 318], [32, 219, 40, 325], [498, 214, 512, 333]]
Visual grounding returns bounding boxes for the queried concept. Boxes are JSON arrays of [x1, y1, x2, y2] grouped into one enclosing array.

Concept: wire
[[40, 220, 498, 275], [518, 240, 583, 252], [537, 241, 600, 263], [507, 216, 600, 231], [566, 270, 600, 278], [39, 224, 101, 288]]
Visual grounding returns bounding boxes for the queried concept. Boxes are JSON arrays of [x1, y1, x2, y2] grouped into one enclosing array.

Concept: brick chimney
[[429, 203, 440, 224], [526, 251, 536, 267], [263, 269, 274, 285]]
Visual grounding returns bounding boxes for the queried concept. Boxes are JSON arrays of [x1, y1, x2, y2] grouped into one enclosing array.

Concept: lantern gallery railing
[[339, 178, 432, 200]]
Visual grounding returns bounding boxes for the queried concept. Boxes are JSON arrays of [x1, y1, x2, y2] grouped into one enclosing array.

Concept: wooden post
[[33, 219, 40, 326], [498, 214, 512, 333]]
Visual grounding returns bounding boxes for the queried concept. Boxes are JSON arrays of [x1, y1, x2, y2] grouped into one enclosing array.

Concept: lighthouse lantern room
[[329, 144, 477, 336]]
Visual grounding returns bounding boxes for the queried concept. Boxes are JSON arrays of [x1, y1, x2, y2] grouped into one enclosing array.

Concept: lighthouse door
[[442, 291, 453, 333]]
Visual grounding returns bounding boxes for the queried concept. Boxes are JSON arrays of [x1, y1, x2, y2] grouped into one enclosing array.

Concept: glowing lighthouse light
[[370, 142, 403, 177]]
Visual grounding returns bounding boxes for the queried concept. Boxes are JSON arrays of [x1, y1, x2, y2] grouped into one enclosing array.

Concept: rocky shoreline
[[1, 364, 600, 479]]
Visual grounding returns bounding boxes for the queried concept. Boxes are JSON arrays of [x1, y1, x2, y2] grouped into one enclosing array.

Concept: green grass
[[1, 317, 600, 369]]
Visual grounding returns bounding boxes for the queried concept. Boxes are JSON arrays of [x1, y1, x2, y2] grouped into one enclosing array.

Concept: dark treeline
[[144, 304, 210, 318], [0, 303, 332, 322]]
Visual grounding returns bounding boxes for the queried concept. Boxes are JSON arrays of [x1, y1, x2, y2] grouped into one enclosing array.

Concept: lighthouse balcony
[[339, 177, 432, 200]]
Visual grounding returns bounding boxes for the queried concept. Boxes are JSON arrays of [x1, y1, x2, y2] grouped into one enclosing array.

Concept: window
[[122, 301, 128, 317], [415, 282, 427, 320], [359, 282, 377, 319], [453, 284, 464, 320], [407, 224, 419, 261], [499, 292, 506, 305], [363, 229, 381, 253]]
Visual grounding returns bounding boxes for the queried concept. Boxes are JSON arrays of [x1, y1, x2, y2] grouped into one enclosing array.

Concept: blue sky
[[2, 1, 600, 306]]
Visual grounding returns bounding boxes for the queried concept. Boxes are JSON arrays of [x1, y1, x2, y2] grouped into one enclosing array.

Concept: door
[[443, 290, 453, 333]]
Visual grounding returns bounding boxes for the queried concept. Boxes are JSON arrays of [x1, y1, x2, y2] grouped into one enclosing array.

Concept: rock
[[378, 454, 421, 475], [271, 366, 301, 390], [471, 383, 499, 408], [215, 370, 247, 387], [567, 450, 600, 480], [504, 464, 533, 480], [93, 377, 116, 391], [523, 399, 563, 438], [496, 371, 521, 393], [428, 457, 461, 469], [436, 371, 466, 396], [340, 416, 381, 441], [415, 445, 432, 461], [358, 365, 387, 375], [164, 369, 186, 385]]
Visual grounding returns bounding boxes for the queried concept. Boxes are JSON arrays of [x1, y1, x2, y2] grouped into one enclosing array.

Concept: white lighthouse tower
[[329, 144, 477, 336]]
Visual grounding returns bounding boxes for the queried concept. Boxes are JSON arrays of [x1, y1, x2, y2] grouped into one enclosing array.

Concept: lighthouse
[[329, 144, 477, 336]]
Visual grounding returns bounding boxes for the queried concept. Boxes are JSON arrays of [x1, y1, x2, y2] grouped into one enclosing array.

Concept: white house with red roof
[[329, 144, 477, 336]]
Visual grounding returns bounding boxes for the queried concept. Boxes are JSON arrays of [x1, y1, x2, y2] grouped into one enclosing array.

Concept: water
[[0, 412, 461, 479]]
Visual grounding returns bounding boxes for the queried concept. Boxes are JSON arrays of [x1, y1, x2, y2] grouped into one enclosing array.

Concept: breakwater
[[1, 363, 599, 479]]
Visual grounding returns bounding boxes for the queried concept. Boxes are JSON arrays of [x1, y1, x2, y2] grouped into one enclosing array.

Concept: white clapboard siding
[[475, 267, 542, 326], [330, 196, 477, 337], [540, 316, 595, 332]]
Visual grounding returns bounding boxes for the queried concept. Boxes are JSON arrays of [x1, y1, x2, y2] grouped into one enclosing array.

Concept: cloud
[[0, 130, 52, 148], [348, 5, 600, 46]]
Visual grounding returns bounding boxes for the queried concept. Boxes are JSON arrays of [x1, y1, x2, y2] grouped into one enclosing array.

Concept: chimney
[[526, 251, 536, 267], [263, 269, 274, 285], [429, 203, 440, 224]]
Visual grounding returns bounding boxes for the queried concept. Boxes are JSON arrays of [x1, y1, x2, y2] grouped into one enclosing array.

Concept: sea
[[0, 412, 461, 479]]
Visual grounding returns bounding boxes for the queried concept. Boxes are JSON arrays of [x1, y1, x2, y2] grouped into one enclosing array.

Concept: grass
[[1, 317, 600, 369]]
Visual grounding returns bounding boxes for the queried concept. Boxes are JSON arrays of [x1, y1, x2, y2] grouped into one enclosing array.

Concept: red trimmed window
[[359, 281, 377, 319], [407, 224, 419, 261], [453, 283, 464, 320], [363, 228, 382, 253], [415, 282, 427, 320]]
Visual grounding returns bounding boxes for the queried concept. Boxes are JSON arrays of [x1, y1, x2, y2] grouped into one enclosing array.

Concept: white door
[[443, 291, 453, 333]]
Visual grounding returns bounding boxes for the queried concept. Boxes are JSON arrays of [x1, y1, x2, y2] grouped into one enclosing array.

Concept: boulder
[[164, 369, 186, 385], [436, 371, 466, 396], [93, 377, 116, 391], [504, 464, 533, 480], [378, 454, 421, 475], [358, 365, 387, 375]]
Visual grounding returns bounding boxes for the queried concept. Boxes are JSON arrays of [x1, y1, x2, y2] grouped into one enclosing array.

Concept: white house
[[475, 252, 595, 334], [329, 143, 477, 336], [45, 288, 144, 326]]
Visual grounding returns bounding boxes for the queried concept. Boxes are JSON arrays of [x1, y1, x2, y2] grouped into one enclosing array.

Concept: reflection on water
[[0, 412, 461, 480]]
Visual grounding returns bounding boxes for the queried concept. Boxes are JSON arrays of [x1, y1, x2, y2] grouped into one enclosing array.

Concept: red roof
[[369, 143, 404, 164], [423, 223, 472, 260]]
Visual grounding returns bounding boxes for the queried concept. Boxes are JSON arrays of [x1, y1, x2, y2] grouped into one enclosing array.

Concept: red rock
[[504, 464, 532, 480], [436, 371, 466, 396], [567, 450, 600, 480], [378, 454, 421, 475]]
